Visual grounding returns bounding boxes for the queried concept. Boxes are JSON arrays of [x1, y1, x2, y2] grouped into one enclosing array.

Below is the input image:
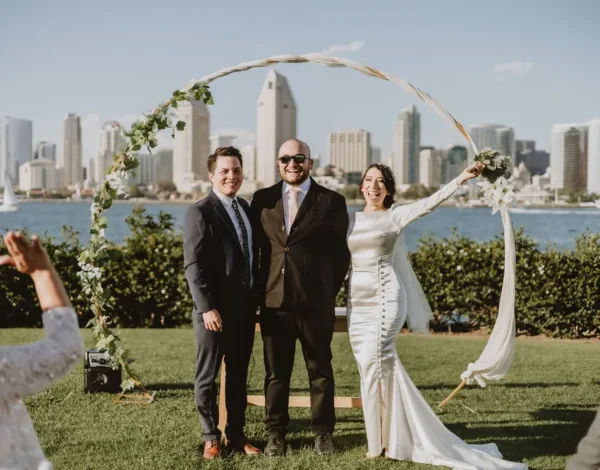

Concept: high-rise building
[[256, 70, 297, 187], [130, 153, 157, 186], [392, 105, 420, 185], [241, 144, 256, 181], [586, 119, 600, 194], [440, 145, 468, 184], [34, 141, 56, 161], [0, 117, 33, 187], [419, 148, 442, 188], [87, 158, 95, 185], [516, 140, 535, 153], [62, 113, 83, 188], [19, 159, 58, 191], [173, 100, 210, 188], [551, 123, 588, 190], [96, 121, 127, 184], [328, 129, 371, 173], [209, 135, 236, 153], [517, 149, 550, 176], [155, 149, 173, 184], [370, 146, 382, 164], [467, 124, 516, 161]]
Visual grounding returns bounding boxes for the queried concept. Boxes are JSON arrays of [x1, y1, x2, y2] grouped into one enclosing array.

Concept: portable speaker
[[83, 349, 122, 393]]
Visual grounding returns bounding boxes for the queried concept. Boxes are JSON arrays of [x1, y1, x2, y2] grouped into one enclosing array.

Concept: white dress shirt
[[0, 307, 83, 470], [212, 189, 253, 285], [282, 178, 312, 234]]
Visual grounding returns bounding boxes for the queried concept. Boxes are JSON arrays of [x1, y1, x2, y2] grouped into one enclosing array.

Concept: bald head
[[277, 138, 313, 186], [278, 139, 311, 159]]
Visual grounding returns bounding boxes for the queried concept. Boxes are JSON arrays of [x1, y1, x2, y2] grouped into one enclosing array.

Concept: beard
[[280, 167, 311, 185]]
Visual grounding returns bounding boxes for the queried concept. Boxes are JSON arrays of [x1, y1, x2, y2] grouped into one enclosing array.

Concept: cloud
[[321, 40, 365, 56], [492, 61, 533, 81]]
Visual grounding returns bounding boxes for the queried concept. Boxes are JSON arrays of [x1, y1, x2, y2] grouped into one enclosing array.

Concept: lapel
[[261, 181, 287, 245], [209, 190, 243, 254], [289, 178, 320, 235]]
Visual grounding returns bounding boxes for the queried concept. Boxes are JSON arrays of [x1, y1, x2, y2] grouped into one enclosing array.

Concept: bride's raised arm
[[391, 162, 484, 229]]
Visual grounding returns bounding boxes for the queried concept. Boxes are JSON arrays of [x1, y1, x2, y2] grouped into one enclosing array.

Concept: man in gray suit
[[183, 146, 260, 459]]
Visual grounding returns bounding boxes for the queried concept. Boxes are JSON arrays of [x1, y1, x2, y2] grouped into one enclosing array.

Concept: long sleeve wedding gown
[[346, 177, 526, 469]]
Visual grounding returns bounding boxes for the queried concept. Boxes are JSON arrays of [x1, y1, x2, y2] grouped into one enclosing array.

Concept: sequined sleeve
[[0, 307, 84, 403], [391, 177, 461, 229]]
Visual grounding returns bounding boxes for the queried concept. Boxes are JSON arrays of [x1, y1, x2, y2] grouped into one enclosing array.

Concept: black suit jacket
[[183, 190, 256, 319], [251, 178, 350, 314]]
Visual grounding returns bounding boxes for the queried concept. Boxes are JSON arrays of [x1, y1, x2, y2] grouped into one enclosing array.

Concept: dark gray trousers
[[567, 407, 600, 470], [192, 310, 255, 441]]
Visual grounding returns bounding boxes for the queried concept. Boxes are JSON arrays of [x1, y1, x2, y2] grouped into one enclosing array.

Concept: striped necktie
[[231, 199, 251, 288]]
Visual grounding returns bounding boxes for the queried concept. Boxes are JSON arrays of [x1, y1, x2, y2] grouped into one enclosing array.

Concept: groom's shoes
[[202, 439, 221, 459], [225, 436, 261, 455], [314, 433, 335, 455], [264, 435, 286, 456]]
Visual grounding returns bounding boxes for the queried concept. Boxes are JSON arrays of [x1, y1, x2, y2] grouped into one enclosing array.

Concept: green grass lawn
[[2, 329, 599, 470]]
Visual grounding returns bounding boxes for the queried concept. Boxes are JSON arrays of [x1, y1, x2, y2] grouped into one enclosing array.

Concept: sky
[[1, 0, 598, 167]]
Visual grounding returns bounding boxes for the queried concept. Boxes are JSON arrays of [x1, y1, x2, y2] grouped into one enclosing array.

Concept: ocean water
[[0, 201, 597, 251]]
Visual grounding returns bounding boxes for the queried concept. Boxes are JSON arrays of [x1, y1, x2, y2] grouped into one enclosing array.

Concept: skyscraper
[[467, 124, 516, 160], [256, 70, 297, 187], [0, 117, 33, 187], [241, 144, 257, 181], [96, 121, 127, 184], [130, 153, 157, 186], [63, 113, 83, 188], [173, 100, 210, 188], [551, 123, 588, 190], [586, 119, 600, 194], [371, 146, 382, 164], [419, 148, 442, 188], [516, 140, 535, 153], [441, 145, 468, 184], [34, 141, 57, 161], [328, 129, 371, 173], [155, 149, 173, 184], [392, 105, 420, 185]]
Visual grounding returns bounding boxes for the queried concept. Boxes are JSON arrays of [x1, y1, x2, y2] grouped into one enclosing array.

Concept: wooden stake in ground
[[114, 380, 156, 405], [438, 379, 467, 408]]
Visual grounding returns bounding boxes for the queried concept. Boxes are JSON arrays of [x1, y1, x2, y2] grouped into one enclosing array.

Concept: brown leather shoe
[[226, 437, 262, 455], [203, 439, 221, 459]]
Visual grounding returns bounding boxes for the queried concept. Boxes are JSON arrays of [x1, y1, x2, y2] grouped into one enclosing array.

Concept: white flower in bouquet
[[473, 148, 516, 213], [477, 176, 515, 214]]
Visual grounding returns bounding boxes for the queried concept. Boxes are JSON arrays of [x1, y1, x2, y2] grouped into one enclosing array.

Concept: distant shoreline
[[15, 198, 600, 211]]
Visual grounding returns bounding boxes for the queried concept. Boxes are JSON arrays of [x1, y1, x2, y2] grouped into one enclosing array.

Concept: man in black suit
[[251, 138, 351, 456], [183, 146, 260, 459]]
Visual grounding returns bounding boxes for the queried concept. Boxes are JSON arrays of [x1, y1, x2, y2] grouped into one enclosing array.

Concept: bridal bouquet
[[474, 149, 516, 214]]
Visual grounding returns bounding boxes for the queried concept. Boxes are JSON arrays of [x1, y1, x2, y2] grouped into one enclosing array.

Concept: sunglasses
[[278, 154, 309, 165]]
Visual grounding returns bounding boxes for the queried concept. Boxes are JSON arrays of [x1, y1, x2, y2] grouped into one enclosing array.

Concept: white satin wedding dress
[[347, 177, 526, 469]]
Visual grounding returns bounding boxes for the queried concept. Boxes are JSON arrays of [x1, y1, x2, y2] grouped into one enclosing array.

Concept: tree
[[156, 181, 177, 193]]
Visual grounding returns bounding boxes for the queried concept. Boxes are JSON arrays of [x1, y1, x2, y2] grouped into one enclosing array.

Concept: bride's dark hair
[[359, 164, 396, 209]]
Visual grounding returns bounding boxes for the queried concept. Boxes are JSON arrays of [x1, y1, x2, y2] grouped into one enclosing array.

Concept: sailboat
[[0, 175, 19, 212]]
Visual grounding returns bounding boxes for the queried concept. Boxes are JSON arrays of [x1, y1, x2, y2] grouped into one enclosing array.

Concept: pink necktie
[[288, 187, 300, 234]]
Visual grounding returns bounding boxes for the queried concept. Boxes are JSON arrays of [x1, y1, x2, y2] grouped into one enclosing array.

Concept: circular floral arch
[[79, 53, 516, 394]]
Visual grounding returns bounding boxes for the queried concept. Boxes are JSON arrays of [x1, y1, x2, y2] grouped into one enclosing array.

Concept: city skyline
[[1, 1, 598, 170]]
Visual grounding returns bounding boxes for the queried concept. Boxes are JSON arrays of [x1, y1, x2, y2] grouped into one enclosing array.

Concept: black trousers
[[260, 308, 336, 436], [192, 309, 255, 441]]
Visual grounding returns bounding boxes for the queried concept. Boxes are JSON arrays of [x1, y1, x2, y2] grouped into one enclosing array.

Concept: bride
[[346, 163, 526, 469]]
